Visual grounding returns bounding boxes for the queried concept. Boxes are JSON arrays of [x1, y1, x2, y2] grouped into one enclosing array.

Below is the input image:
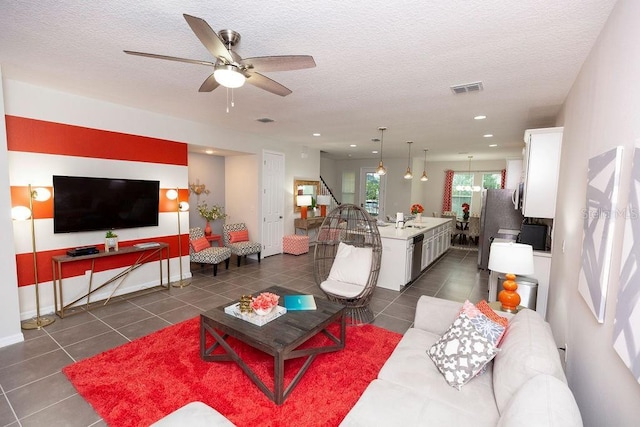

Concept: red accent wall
[[5, 115, 187, 165]]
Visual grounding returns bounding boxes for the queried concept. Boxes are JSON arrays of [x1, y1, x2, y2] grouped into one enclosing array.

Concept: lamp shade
[[214, 65, 246, 88], [297, 195, 312, 207], [316, 195, 331, 206], [488, 242, 534, 275]]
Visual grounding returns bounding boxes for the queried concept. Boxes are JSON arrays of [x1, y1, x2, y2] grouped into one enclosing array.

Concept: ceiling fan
[[124, 14, 316, 97]]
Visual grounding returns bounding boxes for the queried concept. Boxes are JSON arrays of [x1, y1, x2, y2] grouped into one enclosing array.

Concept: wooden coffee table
[[200, 285, 346, 404]]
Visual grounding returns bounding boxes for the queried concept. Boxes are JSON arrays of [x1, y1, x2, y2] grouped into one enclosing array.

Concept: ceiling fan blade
[[243, 55, 316, 72], [183, 14, 233, 63], [245, 72, 292, 96], [199, 74, 220, 92], [124, 50, 215, 67]]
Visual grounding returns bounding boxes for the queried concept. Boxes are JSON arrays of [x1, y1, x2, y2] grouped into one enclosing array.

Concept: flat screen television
[[53, 175, 160, 233]]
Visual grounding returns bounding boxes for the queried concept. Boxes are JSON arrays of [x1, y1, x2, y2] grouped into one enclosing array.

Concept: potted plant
[[197, 202, 227, 236], [105, 230, 118, 252]]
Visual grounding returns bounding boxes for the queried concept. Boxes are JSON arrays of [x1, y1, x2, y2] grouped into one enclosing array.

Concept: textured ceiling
[[0, 0, 616, 161]]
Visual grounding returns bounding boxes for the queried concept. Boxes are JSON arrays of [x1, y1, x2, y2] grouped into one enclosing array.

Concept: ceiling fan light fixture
[[214, 65, 246, 88]]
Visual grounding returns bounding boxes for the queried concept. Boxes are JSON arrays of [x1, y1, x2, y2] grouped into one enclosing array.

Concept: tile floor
[[0, 246, 486, 427]]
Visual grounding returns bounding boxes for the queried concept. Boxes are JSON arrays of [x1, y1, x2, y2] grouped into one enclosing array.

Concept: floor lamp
[[166, 189, 190, 288], [11, 185, 56, 330]]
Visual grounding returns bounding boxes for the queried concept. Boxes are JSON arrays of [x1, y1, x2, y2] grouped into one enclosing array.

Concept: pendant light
[[420, 149, 429, 182], [404, 141, 413, 179], [455, 155, 482, 192], [376, 126, 387, 175]]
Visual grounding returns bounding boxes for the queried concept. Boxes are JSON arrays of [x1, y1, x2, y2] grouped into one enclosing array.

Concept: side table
[[206, 234, 222, 247]]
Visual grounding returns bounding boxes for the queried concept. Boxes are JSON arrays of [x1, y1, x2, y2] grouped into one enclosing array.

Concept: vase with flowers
[[251, 292, 280, 315], [411, 203, 424, 223], [197, 202, 227, 236], [461, 203, 470, 221]]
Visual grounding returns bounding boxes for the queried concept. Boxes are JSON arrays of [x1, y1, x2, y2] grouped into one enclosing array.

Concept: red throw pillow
[[190, 237, 210, 252], [229, 230, 249, 243]]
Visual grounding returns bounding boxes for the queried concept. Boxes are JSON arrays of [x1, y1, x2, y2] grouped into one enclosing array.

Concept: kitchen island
[[377, 217, 453, 291]]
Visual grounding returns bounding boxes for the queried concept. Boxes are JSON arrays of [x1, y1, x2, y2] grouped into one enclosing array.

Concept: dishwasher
[[411, 233, 424, 281]]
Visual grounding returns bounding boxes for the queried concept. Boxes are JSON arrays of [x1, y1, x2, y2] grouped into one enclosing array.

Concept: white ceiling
[[0, 1, 616, 161]]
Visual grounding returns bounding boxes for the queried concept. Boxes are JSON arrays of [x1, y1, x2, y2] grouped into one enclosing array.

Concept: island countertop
[[377, 217, 452, 240]]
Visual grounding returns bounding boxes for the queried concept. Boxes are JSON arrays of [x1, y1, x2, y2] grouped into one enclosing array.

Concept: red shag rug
[[63, 317, 402, 427]]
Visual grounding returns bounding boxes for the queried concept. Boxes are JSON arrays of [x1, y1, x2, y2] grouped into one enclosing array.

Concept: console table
[[294, 216, 325, 235], [52, 243, 170, 318]]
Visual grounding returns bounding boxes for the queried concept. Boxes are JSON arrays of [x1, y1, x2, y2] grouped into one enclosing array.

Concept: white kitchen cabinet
[[522, 127, 563, 218]]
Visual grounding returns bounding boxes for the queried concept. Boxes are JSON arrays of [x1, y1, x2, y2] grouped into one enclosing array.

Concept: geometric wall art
[[614, 146, 640, 383], [578, 146, 623, 323]]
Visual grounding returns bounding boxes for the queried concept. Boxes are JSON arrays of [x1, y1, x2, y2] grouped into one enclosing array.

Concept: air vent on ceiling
[[256, 117, 275, 123], [450, 81, 484, 94]]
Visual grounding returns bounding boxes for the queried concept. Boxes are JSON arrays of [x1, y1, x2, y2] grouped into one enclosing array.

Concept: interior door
[[262, 150, 285, 257], [359, 168, 386, 219]]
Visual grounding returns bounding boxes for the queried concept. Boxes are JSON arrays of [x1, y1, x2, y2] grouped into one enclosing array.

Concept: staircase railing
[[319, 176, 340, 211]]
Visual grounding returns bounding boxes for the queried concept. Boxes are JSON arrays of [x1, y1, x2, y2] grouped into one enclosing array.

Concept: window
[[450, 171, 501, 216], [342, 171, 355, 204]]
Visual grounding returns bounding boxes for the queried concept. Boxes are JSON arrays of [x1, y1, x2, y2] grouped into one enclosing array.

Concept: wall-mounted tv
[[53, 175, 160, 233]]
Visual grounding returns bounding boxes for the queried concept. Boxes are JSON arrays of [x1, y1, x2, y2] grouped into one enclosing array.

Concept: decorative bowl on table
[[251, 292, 280, 316]]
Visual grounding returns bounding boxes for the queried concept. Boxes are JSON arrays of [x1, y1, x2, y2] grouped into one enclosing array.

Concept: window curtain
[[501, 169, 506, 189], [442, 170, 454, 212]]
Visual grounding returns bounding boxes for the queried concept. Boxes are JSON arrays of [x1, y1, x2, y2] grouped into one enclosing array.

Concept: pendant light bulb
[[420, 149, 429, 181], [404, 141, 413, 179], [376, 126, 388, 176]]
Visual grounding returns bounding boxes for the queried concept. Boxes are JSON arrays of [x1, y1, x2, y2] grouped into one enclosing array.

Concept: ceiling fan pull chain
[[231, 88, 235, 108], [226, 87, 230, 113]]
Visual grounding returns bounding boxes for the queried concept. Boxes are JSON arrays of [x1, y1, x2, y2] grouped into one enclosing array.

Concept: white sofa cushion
[[377, 328, 500, 423], [340, 379, 497, 427], [497, 375, 583, 427], [328, 242, 372, 286], [493, 309, 567, 413], [151, 401, 235, 427], [320, 279, 364, 298]]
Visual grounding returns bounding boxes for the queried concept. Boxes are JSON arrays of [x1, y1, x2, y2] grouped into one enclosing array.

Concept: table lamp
[[297, 195, 312, 219], [316, 195, 331, 217], [488, 241, 534, 312]]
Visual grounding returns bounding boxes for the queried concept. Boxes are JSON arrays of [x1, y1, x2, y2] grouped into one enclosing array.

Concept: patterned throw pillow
[[460, 300, 508, 345], [190, 237, 210, 252], [427, 313, 499, 390], [229, 230, 249, 243]]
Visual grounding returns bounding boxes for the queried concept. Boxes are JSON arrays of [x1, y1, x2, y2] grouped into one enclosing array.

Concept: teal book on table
[[284, 295, 317, 310]]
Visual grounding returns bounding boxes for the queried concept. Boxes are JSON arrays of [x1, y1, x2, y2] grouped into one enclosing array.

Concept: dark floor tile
[[371, 314, 412, 335], [49, 320, 113, 347], [380, 302, 416, 322], [0, 349, 74, 391], [116, 317, 172, 341], [64, 331, 130, 361], [139, 297, 190, 315], [6, 372, 78, 419], [18, 393, 101, 427], [159, 305, 203, 324], [99, 307, 154, 329], [0, 393, 17, 426], [0, 335, 60, 368]]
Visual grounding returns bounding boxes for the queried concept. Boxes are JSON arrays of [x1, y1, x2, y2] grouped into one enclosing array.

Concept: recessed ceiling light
[[489, 144, 498, 147], [313, 133, 321, 137], [474, 115, 486, 120], [205, 149, 214, 154], [372, 150, 378, 154], [350, 144, 357, 147], [483, 134, 493, 138]]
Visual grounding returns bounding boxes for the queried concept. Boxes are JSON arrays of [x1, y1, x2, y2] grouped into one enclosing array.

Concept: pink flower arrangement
[[251, 292, 280, 311], [461, 203, 470, 213], [410, 203, 424, 215]]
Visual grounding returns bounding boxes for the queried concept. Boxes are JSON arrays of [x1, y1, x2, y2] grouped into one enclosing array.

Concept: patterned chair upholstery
[[440, 212, 459, 244], [222, 223, 261, 267], [189, 227, 231, 276], [467, 216, 481, 245]]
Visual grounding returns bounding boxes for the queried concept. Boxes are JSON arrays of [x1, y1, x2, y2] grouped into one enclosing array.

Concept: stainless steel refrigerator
[[477, 189, 524, 269]]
